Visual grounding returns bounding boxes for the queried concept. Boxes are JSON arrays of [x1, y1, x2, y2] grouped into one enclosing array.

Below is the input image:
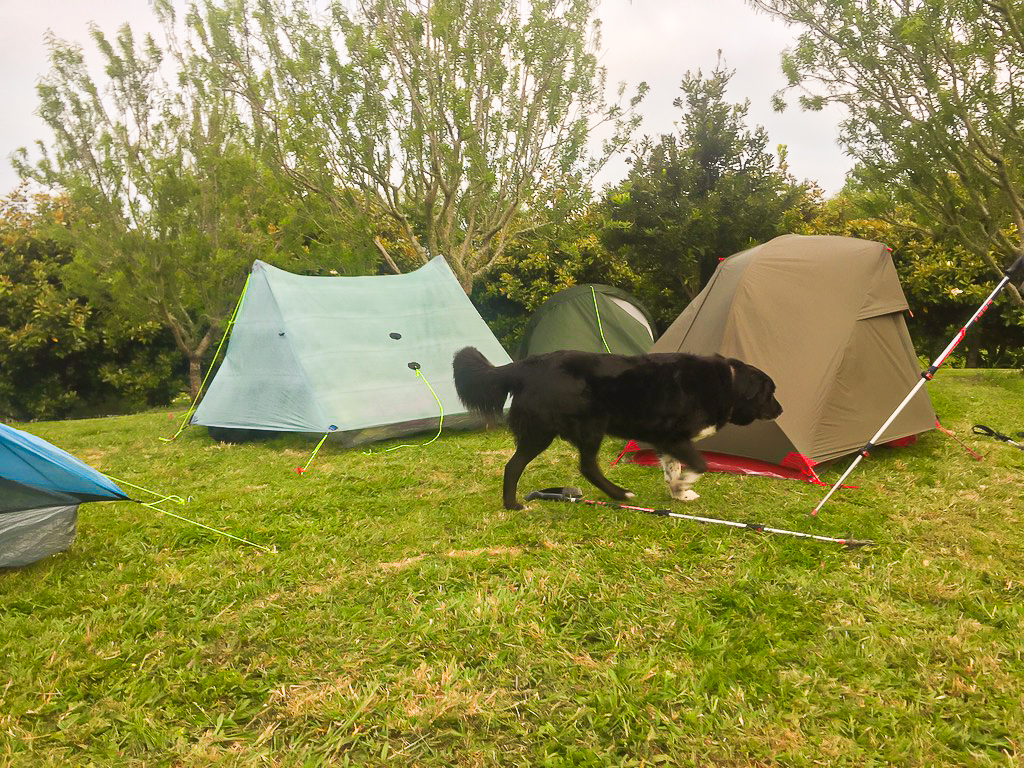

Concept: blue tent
[[0, 422, 128, 567]]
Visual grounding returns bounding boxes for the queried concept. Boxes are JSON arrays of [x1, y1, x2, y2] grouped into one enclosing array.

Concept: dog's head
[[727, 359, 783, 426]]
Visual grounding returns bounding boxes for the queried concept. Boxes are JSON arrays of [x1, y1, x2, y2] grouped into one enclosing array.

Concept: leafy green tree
[[749, 0, 1024, 308], [601, 60, 818, 326], [0, 190, 92, 419], [15, 6, 372, 396], [0, 188, 182, 420], [801, 187, 1024, 367], [472, 204, 642, 351], [190, 0, 646, 292]]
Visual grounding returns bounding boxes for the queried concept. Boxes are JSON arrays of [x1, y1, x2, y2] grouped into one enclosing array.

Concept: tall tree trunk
[[183, 330, 214, 399], [964, 326, 981, 369], [188, 354, 204, 399]]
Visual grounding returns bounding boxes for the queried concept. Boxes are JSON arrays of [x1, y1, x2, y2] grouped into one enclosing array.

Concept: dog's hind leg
[[575, 430, 634, 501], [503, 431, 555, 510], [658, 440, 708, 502]]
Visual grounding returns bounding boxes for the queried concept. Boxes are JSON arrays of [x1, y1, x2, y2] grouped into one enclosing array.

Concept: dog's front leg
[[658, 440, 708, 502], [658, 454, 700, 501]]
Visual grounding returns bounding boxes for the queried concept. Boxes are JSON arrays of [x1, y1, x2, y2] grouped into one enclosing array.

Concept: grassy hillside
[[2, 370, 1023, 766]]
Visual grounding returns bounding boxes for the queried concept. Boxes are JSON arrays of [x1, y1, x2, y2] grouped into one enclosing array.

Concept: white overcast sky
[[0, 0, 853, 198]]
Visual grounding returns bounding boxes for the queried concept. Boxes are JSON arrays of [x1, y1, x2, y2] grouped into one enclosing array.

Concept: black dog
[[452, 347, 783, 510]]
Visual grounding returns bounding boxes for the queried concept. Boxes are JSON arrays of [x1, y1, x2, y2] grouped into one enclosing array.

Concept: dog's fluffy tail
[[452, 347, 513, 418]]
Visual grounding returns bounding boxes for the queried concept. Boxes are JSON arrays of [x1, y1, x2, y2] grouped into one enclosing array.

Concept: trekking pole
[[972, 424, 1024, 451], [525, 487, 873, 549], [813, 253, 1024, 517]]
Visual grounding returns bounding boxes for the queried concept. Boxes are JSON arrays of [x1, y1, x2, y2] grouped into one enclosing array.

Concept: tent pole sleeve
[[590, 286, 612, 353]]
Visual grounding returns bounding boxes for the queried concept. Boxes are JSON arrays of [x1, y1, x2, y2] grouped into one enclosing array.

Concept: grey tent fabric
[[0, 503, 78, 569], [0, 477, 78, 567], [191, 256, 513, 445], [1, 425, 127, 568], [649, 234, 936, 473]]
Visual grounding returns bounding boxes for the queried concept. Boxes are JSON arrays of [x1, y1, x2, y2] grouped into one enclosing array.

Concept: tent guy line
[[163, 273, 252, 443], [135, 498, 276, 554]]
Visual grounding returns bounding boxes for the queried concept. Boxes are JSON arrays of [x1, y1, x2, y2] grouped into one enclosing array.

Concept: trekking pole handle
[[525, 487, 585, 502], [973, 424, 1024, 449]]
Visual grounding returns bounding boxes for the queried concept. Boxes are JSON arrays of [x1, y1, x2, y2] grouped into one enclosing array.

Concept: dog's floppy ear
[[730, 359, 769, 400]]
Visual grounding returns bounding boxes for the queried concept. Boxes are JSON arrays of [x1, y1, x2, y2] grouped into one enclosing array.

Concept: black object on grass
[[973, 424, 1024, 451]]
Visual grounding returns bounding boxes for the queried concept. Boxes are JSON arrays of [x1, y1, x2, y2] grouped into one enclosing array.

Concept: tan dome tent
[[517, 284, 657, 358], [618, 234, 936, 481]]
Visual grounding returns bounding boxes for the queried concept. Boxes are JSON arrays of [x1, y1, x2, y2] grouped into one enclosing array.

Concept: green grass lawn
[[3, 370, 1023, 766]]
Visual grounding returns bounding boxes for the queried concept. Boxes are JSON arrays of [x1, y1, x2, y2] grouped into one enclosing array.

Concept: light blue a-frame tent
[[1, 423, 128, 567], [191, 256, 512, 445]]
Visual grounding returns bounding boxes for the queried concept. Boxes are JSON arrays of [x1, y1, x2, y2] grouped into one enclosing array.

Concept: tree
[[601, 61, 817, 325], [800, 184, 1024, 367], [191, 0, 646, 292], [472, 203, 642, 351], [0, 187, 183, 420], [748, 0, 1024, 307], [15, 5, 375, 397]]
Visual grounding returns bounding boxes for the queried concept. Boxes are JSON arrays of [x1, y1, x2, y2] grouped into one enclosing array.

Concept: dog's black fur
[[452, 347, 783, 510]]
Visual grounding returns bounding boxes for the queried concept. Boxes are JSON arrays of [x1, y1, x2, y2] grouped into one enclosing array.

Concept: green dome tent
[[618, 235, 936, 481], [517, 284, 657, 358], [191, 256, 512, 446]]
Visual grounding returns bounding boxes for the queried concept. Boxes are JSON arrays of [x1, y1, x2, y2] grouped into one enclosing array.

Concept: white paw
[[669, 483, 699, 501], [625, 491, 636, 499]]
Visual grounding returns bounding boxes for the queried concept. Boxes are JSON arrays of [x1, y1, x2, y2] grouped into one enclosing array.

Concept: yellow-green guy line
[[591, 285, 612, 353], [359, 367, 446, 456], [108, 474, 275, 553], [162, 274, 252, 442]]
